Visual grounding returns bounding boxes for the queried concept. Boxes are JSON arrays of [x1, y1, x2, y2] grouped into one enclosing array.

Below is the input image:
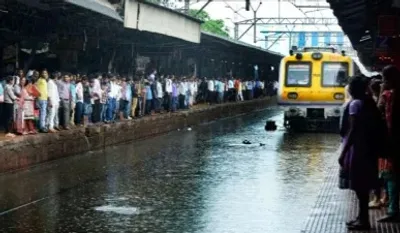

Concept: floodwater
[[0, 107, 340, 233]]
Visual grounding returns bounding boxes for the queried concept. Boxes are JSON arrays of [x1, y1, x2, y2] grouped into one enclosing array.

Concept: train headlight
[[334, 93, 345, 100], [295, 53, 303, 60], [312, 52, 323, 60], [287, 92, 298, 99]]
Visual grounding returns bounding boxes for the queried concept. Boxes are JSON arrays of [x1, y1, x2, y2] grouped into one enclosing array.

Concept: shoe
[[347, 220, 370, 231], [346, 218, 359, 226], [378, 214, 400, 222]]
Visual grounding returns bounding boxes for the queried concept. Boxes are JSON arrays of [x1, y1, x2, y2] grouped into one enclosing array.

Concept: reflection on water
[[0, 109, 340, 233]]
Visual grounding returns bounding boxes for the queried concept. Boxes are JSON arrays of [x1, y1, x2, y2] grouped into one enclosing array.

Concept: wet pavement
[[0, 107, 340, 233]]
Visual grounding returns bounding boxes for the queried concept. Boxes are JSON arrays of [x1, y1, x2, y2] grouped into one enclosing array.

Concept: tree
[[188, 9, 230, 38]]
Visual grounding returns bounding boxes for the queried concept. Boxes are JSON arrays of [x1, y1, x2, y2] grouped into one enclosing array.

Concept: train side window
[[321, 62, 349, 87], [285, 62, 312, 87]]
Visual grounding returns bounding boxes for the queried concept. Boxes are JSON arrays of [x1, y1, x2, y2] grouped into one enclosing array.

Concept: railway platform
[[301, 166, 400, 233]]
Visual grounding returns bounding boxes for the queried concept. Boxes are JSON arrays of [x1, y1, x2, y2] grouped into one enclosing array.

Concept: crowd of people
[[0, 69, 277, 138], [339, 65, 400, 230]]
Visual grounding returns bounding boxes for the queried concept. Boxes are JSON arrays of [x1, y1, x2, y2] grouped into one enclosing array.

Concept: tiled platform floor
[[301, 166, 400, 233]]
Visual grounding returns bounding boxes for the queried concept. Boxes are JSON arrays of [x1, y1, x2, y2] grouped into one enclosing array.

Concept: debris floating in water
[[242, 140, 252, 144], [259, 143, 265, 146], [265, 120, 277, 131], [187, 127, 192, 131]]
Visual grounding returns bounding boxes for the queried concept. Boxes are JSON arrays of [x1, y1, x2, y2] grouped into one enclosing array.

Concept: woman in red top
[[377, 65, 400, 222], [368, 78, 390, 208]]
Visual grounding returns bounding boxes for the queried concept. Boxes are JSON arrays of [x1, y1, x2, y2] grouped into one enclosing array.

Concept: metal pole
[[234, 23, 239, 40], [278, 0, 281, 19], [253, 10, 257, 43], [184, 0, 190, 14]]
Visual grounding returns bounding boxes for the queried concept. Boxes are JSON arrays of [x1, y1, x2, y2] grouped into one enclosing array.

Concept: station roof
[[201, 31, 284, 58], [327, 0, 396, 66], [64, 0, 123, 22]]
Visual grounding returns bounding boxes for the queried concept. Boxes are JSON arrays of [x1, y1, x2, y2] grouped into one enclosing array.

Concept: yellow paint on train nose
[[282, 89, 345, 102]]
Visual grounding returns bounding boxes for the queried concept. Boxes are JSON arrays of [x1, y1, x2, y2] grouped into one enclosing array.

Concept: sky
[[173, 0, 354, 56]]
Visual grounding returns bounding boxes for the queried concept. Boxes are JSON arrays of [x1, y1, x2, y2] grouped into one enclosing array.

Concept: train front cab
[[278, 51, 352, 132]]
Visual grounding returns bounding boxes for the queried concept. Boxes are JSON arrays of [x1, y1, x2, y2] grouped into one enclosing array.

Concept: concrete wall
[[0, 97, 276, 173]]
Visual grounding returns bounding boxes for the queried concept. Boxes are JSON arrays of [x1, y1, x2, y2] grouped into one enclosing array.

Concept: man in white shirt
[[228, 78, 234, 101], [46, 73, 60, 132], [207, 79, 215, 104], [148, 70, 156, 83], [106, 74, 118, 122], [178, 79, 186, 109], [91, 75, 102, 123], [75, 78, 84, 125], [165, 75, 173, 111], [156, 77, 163, 112]]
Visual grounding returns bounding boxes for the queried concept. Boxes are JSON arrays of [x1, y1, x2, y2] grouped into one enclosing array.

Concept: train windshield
[[322, 62, 349, 87], [285, 63, 311, 87]]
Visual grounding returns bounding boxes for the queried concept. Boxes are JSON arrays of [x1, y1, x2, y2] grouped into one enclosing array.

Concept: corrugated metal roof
[[65, 0, 123, 22], [201, 31, 284, 58]]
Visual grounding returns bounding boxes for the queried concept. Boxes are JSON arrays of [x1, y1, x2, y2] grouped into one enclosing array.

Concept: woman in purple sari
[[339, 75, 381, 230]]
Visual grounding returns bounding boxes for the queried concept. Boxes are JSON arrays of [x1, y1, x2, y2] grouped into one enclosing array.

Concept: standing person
[[339, 75, 381, 230], [377, 65, 400, 222], [70, 75, 77, 126], [3, 76, 18, 137], [82, 76, 92, 125], [74, 76, 84, 126], [90, 76, 102, 123], [156, 77, 163, 113], [118, 78, 129, 120], [144, 80, 153, 115], [165, 75, 173, 111], [36, 70, 49, 133], [141, 77, 147, 116], [105, 74, 117, 123], [47, 73, 60, 133], [131, 78, 139, 118], [100, 82, 108, 122], [24, 79, 40, 134], [178, 79, 186, 109], [368, 78, 388, 208], [171, 78, 178, 112], [150, 77, 158, 113], [228, 78, 235, 101], [207, 78, 215, 105], [57, 74, 71, 130], [14, 76, 26, 135], [0, 78, 4, 129], [125, 78, 132, 119], [188, 78, 195, 107]]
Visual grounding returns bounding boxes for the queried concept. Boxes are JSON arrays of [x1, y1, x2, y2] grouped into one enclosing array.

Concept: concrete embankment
[[0, 97, 276, 173]]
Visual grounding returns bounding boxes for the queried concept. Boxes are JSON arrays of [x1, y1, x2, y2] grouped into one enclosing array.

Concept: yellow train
[[277, 47, 354, 131]]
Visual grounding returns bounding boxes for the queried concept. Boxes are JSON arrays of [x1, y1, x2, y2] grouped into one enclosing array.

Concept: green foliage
[[188, 9, 230, 38]]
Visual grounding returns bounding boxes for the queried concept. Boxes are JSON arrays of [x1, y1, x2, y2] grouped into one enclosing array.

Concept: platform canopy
[[124, 0, 202, 44], [327, 0, 397, 67]]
